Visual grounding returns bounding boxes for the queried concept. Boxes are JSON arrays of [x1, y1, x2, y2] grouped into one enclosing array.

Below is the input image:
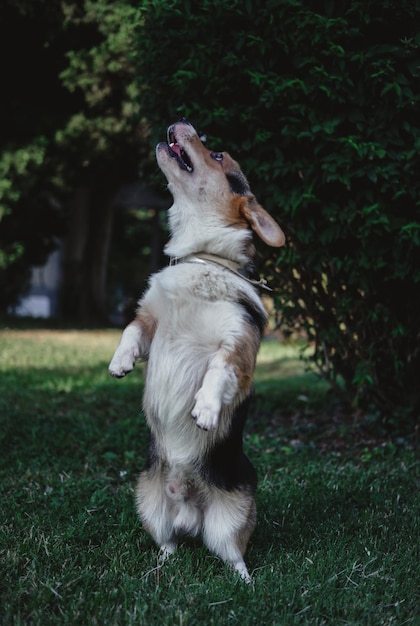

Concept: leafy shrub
[[136, 0, 420, 417]]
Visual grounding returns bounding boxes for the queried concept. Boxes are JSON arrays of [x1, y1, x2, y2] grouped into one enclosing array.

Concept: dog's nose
[[177, 117, 191, 126]]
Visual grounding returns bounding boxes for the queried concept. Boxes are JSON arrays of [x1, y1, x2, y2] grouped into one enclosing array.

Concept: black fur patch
[[200, 396, 257, 492], [144, 431, 159, 470], [238, 296, 266, 336], [226, 172, 249, 196]]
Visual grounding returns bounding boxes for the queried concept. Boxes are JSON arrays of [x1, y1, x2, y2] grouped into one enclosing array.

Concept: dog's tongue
[[169, 142, 182, 157]]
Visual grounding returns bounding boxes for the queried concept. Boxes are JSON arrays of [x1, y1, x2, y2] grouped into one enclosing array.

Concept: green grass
[[0, 328, 419, 625]]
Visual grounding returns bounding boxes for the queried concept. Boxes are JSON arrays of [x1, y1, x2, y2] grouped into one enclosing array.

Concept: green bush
[[136, 0, 420, 417]]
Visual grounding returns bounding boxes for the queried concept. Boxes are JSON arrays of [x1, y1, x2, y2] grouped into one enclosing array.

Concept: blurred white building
[[10, 245, 62, 318]]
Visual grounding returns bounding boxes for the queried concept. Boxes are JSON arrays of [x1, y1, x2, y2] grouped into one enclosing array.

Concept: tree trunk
[[61, 186, 90, 321], [83, 185, 116, 324], [61, 184, 116, 325]]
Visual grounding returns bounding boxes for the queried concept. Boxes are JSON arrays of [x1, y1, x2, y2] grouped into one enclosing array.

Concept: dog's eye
[[211, 152, 224, 162]]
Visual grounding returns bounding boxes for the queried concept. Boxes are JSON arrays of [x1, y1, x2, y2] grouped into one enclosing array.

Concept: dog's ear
[[240, 198, 285, 247]]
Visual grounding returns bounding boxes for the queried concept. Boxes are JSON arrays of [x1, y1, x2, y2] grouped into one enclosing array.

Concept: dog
[[109, 119, 285, 582]]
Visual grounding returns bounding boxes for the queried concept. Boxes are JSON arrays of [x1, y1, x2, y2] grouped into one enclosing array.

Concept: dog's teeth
[[170, 142, 182, 158]]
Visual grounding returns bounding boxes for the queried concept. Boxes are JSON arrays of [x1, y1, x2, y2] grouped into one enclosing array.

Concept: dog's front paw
[[108, 348, 139, 378], [192, 390, 220, 431]]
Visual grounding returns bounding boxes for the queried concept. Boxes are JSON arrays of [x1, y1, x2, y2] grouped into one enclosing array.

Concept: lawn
[[0, 327, 418, 625]]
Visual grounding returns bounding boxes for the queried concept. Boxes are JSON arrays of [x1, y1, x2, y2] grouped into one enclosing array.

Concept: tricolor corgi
[[109, 119, 284, 582]]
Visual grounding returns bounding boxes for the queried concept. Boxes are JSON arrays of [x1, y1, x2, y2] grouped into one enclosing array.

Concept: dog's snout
[[168, 118, 192, 135], [167, 118, 196, 145]]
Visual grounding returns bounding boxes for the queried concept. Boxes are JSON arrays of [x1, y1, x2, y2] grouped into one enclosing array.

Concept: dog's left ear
[[240, 198, 285, 247]]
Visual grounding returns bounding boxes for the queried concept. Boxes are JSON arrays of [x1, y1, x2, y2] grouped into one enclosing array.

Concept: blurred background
[[1, 0, 419, 420]]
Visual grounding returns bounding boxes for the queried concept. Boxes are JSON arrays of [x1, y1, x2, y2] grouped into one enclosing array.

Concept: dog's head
[[157, 119, 285, 258]]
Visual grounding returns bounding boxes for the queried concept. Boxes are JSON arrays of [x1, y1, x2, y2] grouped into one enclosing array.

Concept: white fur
[[164, 198, 252, 266], [109, 323, 142, 377], [192, 354, 238, 430], [112, 261, 265, 466]]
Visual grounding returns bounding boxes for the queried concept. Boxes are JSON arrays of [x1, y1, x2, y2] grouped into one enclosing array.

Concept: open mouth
[[167, 129, 194, 173]]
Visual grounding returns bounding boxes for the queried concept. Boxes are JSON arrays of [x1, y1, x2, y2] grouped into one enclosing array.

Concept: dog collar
[[170, 252, 273, 291]]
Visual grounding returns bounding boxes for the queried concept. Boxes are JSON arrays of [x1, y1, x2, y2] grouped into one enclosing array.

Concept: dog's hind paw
[[233, 561, 252, 584], [158, 543, 177, 563]]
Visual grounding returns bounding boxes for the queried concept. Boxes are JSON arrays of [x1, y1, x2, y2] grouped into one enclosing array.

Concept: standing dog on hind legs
[[109, 119, 285, 582]]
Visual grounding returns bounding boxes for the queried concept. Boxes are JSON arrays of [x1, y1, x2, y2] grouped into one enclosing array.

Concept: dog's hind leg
[[135, 470, 178, 558], [202, 489, 256, 583]]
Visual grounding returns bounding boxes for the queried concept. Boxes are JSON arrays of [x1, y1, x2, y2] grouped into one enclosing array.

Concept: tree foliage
[[57, 1, 147, 185], [0, 0, 152, 321], [136, 0, 420, 415], [0, 1, 74, 305]]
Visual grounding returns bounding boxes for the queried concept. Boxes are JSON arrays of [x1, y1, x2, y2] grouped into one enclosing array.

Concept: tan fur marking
[[227, 323, 260, 393], [135, 308, 157, 345], [240, 198, 285, 247], [235, 494, 257, 555], [220, 153, 242, 174], [224, 196, 250, 228]]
